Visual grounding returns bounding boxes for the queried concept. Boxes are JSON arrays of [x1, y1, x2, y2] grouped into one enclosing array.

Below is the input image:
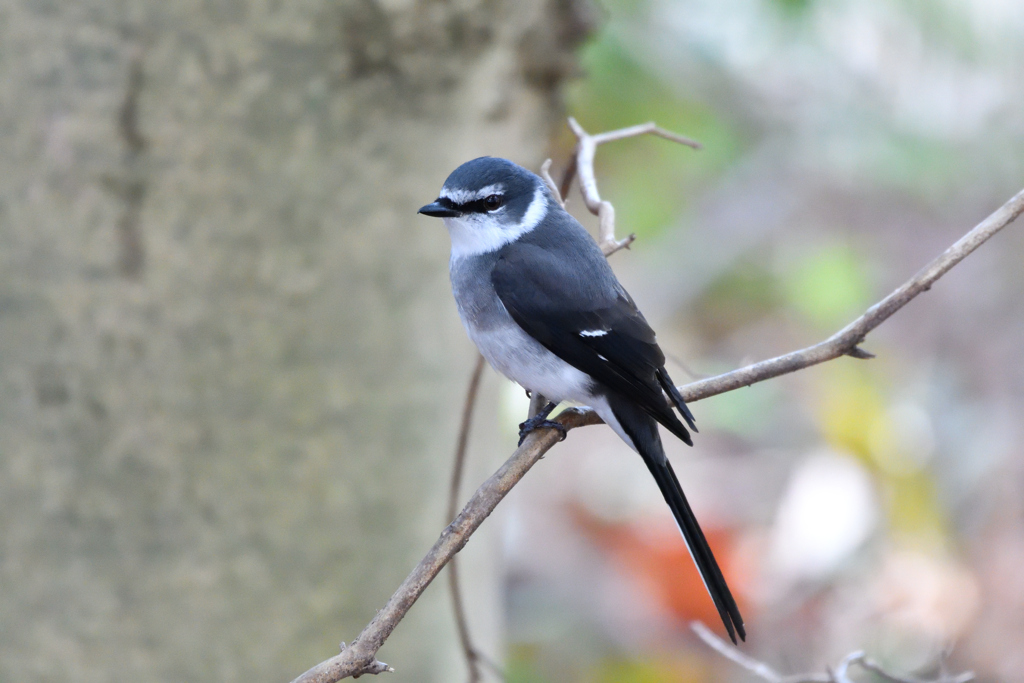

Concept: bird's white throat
[[445, 186, 548, 259]]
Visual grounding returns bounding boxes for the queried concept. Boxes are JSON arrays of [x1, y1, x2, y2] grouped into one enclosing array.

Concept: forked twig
[[562, 117, 701, 255]]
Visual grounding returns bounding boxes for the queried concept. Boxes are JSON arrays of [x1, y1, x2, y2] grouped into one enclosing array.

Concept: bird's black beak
[[418, 200, 461, 218]]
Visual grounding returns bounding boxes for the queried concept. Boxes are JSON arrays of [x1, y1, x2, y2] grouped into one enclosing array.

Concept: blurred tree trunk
[[0, 1, 588, 680]]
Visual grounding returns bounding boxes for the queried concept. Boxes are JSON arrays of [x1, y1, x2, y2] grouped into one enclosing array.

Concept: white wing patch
[[579, 329, 608, 337]]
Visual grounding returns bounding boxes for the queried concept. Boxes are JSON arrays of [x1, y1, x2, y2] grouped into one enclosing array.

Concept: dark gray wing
[[491, 238, 696, 443]]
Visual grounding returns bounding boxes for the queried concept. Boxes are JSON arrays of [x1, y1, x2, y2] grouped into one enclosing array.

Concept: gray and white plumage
[[419, 156, 745, 643]]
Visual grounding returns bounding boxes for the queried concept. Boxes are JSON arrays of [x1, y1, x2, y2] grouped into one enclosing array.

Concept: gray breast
[[448, 253, 594, 403], [449, 252, 507, 332]]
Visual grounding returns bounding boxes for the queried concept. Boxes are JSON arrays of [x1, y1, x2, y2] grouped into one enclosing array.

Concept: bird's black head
[[419, 157, 541, 219], [419, 157, 553, 257]]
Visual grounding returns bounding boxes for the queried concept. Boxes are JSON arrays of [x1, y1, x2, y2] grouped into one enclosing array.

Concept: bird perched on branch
[[419, 157, 745, 644]]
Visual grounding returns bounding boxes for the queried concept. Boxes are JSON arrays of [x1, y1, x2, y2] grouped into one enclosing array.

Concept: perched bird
[[419, 157, 745, 643]]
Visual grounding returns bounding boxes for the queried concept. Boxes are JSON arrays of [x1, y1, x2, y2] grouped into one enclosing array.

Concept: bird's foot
[[517, 416, 567, 447]]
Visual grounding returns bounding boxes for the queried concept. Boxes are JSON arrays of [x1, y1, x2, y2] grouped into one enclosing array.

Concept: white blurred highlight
[[769, 450, 879, 583]]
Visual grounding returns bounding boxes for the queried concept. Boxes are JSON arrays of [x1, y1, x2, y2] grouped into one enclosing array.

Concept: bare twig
[[665, 351, 710, 381], [689, 621, 829, 683], [447, 559, 478, 682], [105, 44, 147, 278], [691, 621, 974, 683], [858, 656, 974, 683], [564, 117, 701, 256], [446, 355, 490, 683], [539, 159, 564, 207], [477, 655, 506, 681], [447, 355, 487, 525], [829, 651, 864, 683]]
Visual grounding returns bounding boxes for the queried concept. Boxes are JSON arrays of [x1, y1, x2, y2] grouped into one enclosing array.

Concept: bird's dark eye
[[483, 194, 502, 210]]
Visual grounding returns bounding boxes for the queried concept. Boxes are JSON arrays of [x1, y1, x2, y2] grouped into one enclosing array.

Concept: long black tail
[[609, 394, 745, 643], [645, 454, 745, 643]]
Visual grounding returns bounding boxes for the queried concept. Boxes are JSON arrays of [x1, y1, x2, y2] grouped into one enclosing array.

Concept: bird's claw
[[517, 417, 568, 447]]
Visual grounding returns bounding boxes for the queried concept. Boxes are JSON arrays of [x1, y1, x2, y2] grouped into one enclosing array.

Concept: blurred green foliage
[[700, 377, 780, 437], [507, 647, 708, 683], [692, 261, 783, 341], [565, 34, 743, 241], [506, 655, 549, 683], [781, 243, 872, 331], [772, 0, 814, 17], [593, 655, 706, 683]]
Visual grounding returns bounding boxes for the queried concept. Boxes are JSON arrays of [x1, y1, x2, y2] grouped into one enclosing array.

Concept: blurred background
[[1, 0, 1022, 681]]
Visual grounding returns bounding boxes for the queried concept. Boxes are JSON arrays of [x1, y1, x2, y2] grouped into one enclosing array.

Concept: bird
[[418, 156, 745, 644]]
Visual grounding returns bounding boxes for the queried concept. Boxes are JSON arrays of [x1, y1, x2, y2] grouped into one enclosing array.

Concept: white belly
[[471, 323, 637, 452], [449, 252, 595, 405], [468, 322, 594, 404]]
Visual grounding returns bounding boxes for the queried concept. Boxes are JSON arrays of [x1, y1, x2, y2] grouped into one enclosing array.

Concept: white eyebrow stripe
[[439, 184, 506, 204], [439, 187, 472, 203], [579, 329, 608, 337], [470, 184, 504, 200]]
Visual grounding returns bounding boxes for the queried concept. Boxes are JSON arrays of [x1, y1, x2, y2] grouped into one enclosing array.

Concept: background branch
[[690, 621, 974, 683], [289, 143, 1024, 682], [444, 355, 497, 683]]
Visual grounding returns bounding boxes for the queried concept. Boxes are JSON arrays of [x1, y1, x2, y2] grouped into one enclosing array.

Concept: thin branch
[[858, 656, 975, 683], [447, 559, 478, 682], [557, 155, 577, 204], [289, 185, 1022, 682], [477, 654, 507, 681], [690, 621, 829, 683], [539, 159, 564, 207], [691, 622, 974, 683], [447, 354, 487, 524], [665, 351, 710, 381], [829, 651, 864, 683], [564, 117, 701, 256], [446, 355, 490, 683]]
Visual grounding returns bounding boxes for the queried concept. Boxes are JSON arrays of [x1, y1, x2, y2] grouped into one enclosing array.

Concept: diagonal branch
[[289, 185, 1024, 682]]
